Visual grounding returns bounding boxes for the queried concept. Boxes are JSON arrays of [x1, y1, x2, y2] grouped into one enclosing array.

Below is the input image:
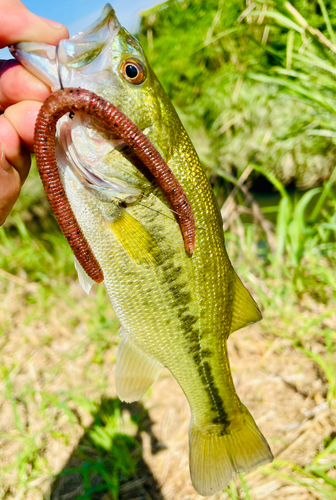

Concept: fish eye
[[120, 59, 146, 85]]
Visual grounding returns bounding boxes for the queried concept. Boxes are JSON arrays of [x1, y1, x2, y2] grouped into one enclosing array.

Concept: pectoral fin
[[229, 272, 262, 335], [74, 256, 95, 295], [105, 208, 158, 265], [115, 328, 163, 402]]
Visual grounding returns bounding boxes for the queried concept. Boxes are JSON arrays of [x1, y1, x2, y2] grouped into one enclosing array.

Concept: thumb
[[0, 0, 69, 48]]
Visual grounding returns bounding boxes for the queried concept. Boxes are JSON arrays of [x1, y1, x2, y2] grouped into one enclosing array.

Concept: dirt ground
[[0, 280, 334, 499]]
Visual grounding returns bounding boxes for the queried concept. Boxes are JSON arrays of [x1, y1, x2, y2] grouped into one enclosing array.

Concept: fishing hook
[[55, 44, 64, 90]]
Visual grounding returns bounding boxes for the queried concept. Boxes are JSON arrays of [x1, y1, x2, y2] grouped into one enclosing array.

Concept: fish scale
[[13, 3, 273, 496]]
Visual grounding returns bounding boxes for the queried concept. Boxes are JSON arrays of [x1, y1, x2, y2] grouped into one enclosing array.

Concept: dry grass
[[0, 266, 334, 499], [0, 166, 335, 499]]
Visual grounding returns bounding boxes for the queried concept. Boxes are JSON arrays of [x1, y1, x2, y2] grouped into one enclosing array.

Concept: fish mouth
[[11, 5, 146, 199], [10, 4, 120, 91], [57, 112, 143, 200]]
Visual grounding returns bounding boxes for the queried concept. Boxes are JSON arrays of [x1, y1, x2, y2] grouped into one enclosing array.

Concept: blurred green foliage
[[0, 2, 335, 497], [137, 0, 335, 188]]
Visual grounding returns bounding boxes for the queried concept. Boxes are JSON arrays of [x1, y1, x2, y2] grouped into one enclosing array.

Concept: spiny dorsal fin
[[230, 272, 262, 335]]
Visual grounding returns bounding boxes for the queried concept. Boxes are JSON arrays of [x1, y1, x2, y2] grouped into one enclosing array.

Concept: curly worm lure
[[34, 88, 195, 283]]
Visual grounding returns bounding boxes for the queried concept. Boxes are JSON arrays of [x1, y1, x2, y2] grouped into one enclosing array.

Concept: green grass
[[0, 1, 334, 497], [137, 0, 335, 189], [0, 201, 124, 496], [0, 170, 334, 498], [52, 399, 140, 499], [221, 172, 335, 499]]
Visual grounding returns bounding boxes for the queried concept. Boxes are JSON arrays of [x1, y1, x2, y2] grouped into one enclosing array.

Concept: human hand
[[0, 0, 68, 225]]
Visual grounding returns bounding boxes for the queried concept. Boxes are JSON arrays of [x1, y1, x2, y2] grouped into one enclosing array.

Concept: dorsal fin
[[229, 272, 262, 335]]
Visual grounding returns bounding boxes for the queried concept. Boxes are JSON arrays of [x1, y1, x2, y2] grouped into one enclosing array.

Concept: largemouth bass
[[12, 5, 273, 495]]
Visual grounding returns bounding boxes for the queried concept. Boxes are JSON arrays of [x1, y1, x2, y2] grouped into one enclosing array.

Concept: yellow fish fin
[[115, 328, 163, 403], [229, 272, 262, 335], [189, 408, 273, 496], [104, 208, 158, 265]]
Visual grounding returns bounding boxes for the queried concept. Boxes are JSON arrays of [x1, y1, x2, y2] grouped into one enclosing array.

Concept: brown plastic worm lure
[[34, 88, 195, 283]]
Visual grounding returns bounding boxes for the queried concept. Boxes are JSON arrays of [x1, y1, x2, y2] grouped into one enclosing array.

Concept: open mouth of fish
[[56, 112, 142, 199], [11, 4, 145, 200]]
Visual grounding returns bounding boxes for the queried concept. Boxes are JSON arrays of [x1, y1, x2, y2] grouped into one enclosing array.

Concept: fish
[[12, 4, 273, 495]]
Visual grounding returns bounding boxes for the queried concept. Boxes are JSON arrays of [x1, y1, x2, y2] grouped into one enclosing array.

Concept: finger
[[0, 114, 31, 182], [0, 61, 6, 111], [4, 100, 42, 153], [0, 60, 50, 109], [0, 142, 22, 226], [0, 0, 69, 48]]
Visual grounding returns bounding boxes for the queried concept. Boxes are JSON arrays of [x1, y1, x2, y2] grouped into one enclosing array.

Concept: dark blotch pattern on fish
[[146, 215, 230, 433]]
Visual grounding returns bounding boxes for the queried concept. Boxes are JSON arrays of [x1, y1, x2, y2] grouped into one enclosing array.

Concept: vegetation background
[[0, 0, 335, 499]]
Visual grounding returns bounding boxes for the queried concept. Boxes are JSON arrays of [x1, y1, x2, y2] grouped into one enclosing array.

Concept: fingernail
[[43, 18, 64, 29], [0, 142, 8, 172]]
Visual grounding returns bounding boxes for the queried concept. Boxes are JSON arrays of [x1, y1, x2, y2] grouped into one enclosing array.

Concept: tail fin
[[189, 409, 273, 496]]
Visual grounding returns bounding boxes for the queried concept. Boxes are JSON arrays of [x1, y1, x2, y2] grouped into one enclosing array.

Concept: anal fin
[[115, 328, 163, 403]]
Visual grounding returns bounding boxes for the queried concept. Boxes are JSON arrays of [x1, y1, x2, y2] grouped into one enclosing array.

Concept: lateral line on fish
[[136, 197, 206, 231], [34, 88, 196, 283]]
